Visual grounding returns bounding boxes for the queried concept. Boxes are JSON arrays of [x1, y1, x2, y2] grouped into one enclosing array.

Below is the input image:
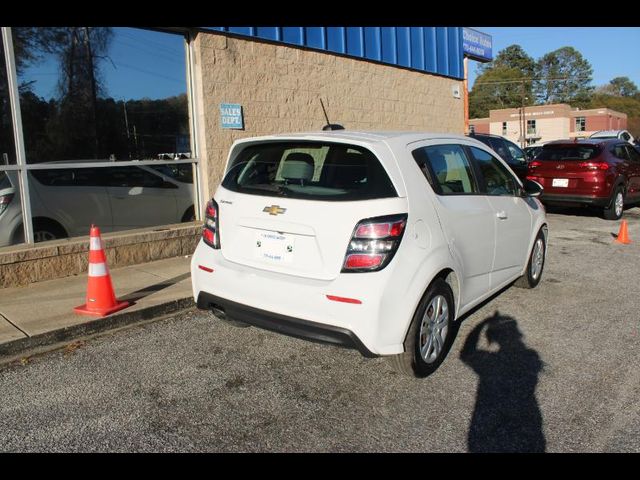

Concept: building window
[[575, 117, 586, 132], [502, 122, 507, 135], [1, 27, 199, 249], [527, 119, 536, 135]]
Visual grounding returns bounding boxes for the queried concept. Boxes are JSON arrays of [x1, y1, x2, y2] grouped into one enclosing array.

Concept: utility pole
[[464, 57, 469, 134], [123, 99, 131, 160], [133, 124, 139, 159], [521, 79, 526, 148]]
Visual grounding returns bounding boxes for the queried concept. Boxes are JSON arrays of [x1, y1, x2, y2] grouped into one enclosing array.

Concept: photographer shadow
[[460, 311, 546, 453]]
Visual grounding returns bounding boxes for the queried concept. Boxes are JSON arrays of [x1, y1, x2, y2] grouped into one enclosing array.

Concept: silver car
[[0, 164, 195, 247]]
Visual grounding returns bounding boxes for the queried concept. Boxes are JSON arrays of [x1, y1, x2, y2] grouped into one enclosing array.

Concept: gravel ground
[[1, 207, 639, 452]]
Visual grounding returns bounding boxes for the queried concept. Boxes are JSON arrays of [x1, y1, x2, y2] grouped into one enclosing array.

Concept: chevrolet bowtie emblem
[[263, 205, 286, 216]]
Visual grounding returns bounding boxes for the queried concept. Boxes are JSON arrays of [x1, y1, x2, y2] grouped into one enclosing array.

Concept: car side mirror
[[522, 179, 543, 198]]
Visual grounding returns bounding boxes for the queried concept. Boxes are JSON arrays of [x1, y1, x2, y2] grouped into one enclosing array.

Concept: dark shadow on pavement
[[460, 311, 546, 453], [120, 272, 191, 304]]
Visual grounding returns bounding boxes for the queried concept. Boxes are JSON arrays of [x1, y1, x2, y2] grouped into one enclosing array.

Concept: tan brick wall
[[191, 31, 464, 200], [0, 224, 201, 289]]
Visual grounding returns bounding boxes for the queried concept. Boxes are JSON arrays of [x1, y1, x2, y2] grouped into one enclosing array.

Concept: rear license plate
[[552, 178, 569, 188], [254, 231, 295, 263]]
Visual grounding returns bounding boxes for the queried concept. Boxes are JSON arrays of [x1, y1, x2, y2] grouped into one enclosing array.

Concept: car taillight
[[529, 161, 542, 169], [202, 199, 220, 249], [577, 161, 609, 171], [0, 193, 14, 216], [342, 214, 407, 273]]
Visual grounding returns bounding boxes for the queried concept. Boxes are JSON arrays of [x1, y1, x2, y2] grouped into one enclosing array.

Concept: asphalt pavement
[[0, 207, 639, 452]]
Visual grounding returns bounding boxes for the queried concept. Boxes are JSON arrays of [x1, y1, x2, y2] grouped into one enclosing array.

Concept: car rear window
[[537, 145, 601, 161], [222, 141, 397, 201]]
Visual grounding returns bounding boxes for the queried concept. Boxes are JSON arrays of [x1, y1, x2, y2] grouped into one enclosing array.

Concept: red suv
[[527, 139, 640, 220]]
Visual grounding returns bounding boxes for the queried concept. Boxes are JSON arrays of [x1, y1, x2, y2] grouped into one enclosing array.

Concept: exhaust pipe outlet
[[211, 304, 250, 328], [211, 304, 226, 320]]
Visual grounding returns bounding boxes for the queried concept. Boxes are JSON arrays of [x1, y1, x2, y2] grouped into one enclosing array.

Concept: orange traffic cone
[[74, 225, 130, 317], [615, 220, 631, 245]]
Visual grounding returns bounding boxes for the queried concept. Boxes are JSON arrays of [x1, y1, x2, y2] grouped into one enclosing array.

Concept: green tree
[[470, 45, 536, 119], [587, 92, 640, 138], [470, 66, 533, 119], [534, 46, 593, 106], [597, 76, 639, 97], [479, 44, 536, 78], [12, 27, 114, 160]]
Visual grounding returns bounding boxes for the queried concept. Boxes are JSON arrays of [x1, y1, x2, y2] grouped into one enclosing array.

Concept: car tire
[[386, 278, 455, 378], [603, 186, 624, 220], [515, 229, 546, 289], [33, 219, 67, 243], [12, 219, 67, 244], [181, 205, 195, 223]]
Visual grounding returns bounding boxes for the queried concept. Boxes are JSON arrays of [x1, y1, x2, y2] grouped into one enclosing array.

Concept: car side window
[[613, 145, 629, 160], [412, 144, 478, 195], [105, 167, 172, 189], [506, 140, 526, 163], [468, 146, 519, 196], [487, 137, 511, 162], [625, 146, 640, 163], [30, 168, 104, 187]]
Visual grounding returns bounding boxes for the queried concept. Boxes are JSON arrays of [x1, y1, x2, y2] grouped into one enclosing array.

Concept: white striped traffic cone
[[74, 225, 130, 317]]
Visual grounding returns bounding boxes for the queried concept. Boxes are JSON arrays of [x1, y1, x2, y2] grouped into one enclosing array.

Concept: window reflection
[[12, 27, 190, 163], [2, 27, 198, 248], [0, 34, 17, 166], [26, 165, 194, 240]]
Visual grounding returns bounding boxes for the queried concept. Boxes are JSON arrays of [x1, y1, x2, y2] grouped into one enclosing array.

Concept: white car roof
[[591, 130, 628, 137], [231, 130, 472, 146]]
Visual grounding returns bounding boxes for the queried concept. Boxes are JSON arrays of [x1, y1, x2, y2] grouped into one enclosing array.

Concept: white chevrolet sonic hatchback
[[191, 131, 547, 377]]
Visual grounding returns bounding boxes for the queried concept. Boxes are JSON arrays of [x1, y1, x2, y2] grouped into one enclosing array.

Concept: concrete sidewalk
[[0, 255, 195, 362]]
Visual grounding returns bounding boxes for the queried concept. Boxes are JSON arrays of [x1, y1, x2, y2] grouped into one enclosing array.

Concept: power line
[[111, 37, 183, 65], [112, 61, 185, 85], [116, 30, 185, 59], [474, 76, 593, 86]]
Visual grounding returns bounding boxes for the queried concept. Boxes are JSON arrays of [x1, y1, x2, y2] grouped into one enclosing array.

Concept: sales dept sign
[[220, 103, 243, 129]]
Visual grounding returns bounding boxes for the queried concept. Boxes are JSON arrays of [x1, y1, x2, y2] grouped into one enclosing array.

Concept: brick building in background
[[470, 103, 627, 146]]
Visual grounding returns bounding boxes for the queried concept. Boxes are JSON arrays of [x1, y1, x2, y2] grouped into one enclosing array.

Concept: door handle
[[496, 210, 508, 220]]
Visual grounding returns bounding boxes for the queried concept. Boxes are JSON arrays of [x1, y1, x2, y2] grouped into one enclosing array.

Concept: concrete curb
[[0, 296, 195, 361]]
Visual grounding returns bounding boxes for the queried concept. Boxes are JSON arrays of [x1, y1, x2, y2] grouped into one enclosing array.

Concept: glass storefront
[[0, 27, 198, 248]]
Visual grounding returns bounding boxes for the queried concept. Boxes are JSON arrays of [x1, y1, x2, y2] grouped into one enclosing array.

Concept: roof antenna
[[320, 99, 344, 131]]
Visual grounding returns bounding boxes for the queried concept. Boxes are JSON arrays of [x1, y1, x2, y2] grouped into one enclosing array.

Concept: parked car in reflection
[[467, 133, 529, 181], [590, 130, 635, 145], [0, 170, 23, 246], [0, 163, 195, 247]]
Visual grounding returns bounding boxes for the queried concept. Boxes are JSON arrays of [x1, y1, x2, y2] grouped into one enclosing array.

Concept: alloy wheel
[[34, 231, 57, 242], [614, 191, 624, 218], [531, 238, 544, 280], [419, 294, 449, 364]]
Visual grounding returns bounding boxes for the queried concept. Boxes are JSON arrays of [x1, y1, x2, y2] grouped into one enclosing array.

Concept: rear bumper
[[540, 193, 610, 207], [190, 240, 409, 356], [197, 291, 377, 357]]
